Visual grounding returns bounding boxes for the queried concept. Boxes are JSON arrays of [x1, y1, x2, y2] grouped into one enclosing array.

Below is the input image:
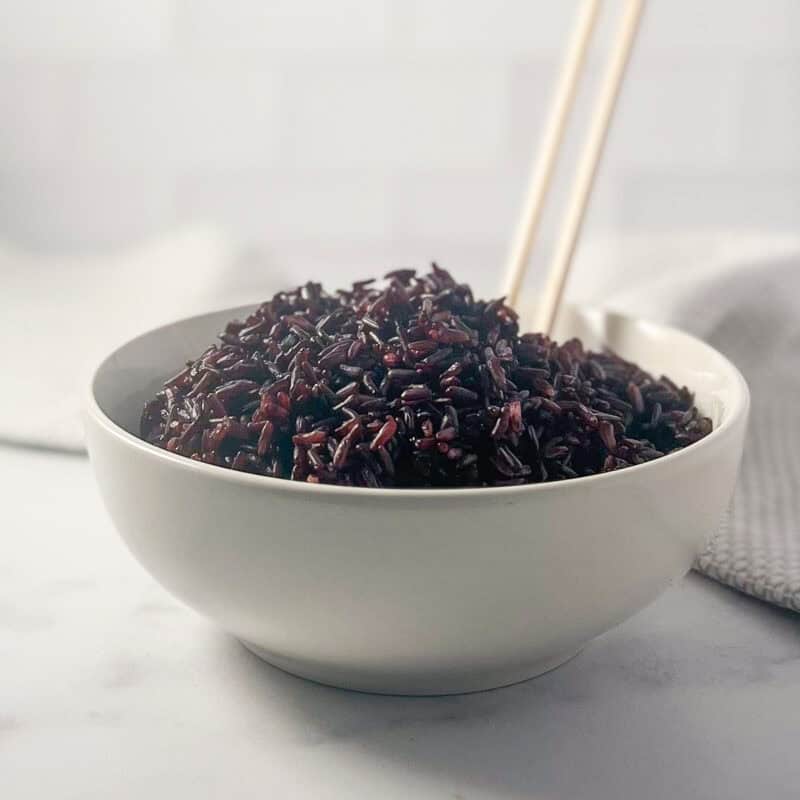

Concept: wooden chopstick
[[502, 0, 602, 307], [536, 0, 644, 334], [501, 0, 645, 334]]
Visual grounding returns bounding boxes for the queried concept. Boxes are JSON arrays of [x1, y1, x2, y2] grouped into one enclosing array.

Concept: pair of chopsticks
[[502, 0, 645, 334]]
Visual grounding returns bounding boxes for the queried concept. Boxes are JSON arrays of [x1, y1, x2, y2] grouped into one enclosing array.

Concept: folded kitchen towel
[[566, 231, 800, 613], [676, 259, 800, 613], [3, 227, 286, 452]]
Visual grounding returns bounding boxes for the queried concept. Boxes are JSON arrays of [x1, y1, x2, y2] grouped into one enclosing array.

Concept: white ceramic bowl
[[86, 305, 749, 695]]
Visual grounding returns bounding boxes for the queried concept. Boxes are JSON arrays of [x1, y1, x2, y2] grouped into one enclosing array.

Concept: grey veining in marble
[[2, 446, 799, 800]]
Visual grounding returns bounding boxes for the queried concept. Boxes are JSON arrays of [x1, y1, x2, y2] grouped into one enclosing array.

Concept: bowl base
[[238, 640, 582, 696]]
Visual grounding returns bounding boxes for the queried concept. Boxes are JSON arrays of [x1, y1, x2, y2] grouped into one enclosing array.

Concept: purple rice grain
[[140, 265, 712, 488]]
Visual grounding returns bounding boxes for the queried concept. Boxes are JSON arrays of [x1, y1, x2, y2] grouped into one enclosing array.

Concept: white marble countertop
[[3, 444, 799, 800]]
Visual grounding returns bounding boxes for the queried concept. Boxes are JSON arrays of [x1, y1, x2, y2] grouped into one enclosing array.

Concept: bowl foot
[[237, 640, 582, 696]]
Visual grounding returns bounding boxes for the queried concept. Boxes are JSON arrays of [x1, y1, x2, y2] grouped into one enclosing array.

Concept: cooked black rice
[[140, 265, 713, 488]]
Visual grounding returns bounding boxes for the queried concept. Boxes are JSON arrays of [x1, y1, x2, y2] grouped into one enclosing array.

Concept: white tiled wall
[[0, 0, 798, 295]]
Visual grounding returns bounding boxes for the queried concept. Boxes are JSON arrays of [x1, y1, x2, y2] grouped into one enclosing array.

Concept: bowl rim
[[86, 304, 750, 500]]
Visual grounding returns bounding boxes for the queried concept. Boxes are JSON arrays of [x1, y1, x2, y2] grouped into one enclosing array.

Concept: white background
[[1, 0, 798, 296]]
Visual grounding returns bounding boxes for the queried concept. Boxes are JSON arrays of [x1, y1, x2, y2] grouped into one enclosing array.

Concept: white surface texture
[[1, 445, 799, 799]]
